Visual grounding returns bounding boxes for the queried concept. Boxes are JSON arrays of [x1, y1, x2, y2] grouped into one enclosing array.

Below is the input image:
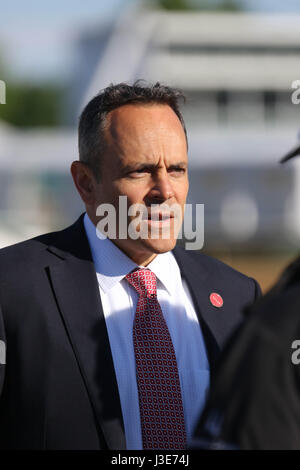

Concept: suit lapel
[[47, 215, 126, 450], [172, 246, 240, 371]]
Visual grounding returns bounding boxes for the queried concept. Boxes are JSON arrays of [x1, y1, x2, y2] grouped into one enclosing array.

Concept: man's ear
[[70, 161, 97, 206]]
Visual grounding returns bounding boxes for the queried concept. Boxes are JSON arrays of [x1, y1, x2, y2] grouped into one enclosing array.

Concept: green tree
[[157, 0, 191, 9], [0, 83, 63, 128], [0, 50, 63, 128], [214, 0, 242, 11], [155, 0, 243, 11]]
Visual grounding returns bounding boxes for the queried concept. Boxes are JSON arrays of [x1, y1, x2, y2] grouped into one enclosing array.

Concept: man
[[0, 81, 260, 450], [192, 140, 300, 450]]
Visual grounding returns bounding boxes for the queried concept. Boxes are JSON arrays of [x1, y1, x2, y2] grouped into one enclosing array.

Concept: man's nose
[[148, 171, 174, 202]]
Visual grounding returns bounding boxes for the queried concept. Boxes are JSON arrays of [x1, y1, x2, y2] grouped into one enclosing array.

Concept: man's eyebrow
[[122, 162, 188, 172], [122, 163, 157, 172], [168, 162, 187, 169]]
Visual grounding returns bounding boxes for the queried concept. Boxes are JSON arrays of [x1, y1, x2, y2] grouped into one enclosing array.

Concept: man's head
[[71, 81, 189, 266]]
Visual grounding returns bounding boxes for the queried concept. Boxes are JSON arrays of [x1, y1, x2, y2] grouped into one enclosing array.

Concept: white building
[[1, 9, 300, 249]]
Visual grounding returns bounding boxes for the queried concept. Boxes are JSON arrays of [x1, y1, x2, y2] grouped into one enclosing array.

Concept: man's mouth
[[147, 213, 174, 221], [143, 210, 175, 221]]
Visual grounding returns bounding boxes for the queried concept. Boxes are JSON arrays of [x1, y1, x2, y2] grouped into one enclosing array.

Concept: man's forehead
[[105, 103, 185, 139], [107, 102, 179, 119], [101, 104, 188, 170]]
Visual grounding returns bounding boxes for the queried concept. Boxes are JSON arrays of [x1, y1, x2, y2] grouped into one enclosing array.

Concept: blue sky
[[0, 0, 128, 82], [244, 0, 300, 12], [0, 0, 124, 25], [1, 0, 300, 83]]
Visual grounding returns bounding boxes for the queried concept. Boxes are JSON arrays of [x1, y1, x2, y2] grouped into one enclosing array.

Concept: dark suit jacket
[[0, 214, 260, 449], [192, 256, 300, 450]]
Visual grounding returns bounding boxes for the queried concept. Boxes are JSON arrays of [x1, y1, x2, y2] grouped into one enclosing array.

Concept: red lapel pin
[[210, 292, 223, 308]]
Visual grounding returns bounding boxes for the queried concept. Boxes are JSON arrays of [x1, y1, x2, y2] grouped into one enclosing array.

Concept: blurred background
[[1, 0, 300, 291]]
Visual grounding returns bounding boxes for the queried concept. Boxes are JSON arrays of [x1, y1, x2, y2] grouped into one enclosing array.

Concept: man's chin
[[139, 237, 177, 254], [137, 218, 181, 254]]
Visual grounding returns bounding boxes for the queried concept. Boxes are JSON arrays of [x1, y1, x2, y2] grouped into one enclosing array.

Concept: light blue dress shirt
[[83, 213, 210, 449]]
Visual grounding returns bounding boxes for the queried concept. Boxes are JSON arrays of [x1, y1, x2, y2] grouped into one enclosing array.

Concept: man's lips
[[143, 212, 175, 221]]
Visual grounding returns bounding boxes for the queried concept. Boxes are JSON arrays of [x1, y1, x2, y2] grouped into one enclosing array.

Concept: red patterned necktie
[[125, 268, 186, 450]]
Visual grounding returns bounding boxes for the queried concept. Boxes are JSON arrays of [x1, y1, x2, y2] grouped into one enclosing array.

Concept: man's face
[[90, 103, 189, 265]]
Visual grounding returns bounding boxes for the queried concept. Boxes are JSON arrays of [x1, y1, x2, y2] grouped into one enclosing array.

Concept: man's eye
[[128, 170, 149, 177], [170, 168, 186, 174]]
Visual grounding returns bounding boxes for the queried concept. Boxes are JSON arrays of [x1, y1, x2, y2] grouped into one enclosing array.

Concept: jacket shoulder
[[173, 246, 261, 303], [174, 245, 255, 282], [0, 214, 85, 264], [246, 256, 300, 337], [0, 228, 63, 260], [0, 215, 85, 280]]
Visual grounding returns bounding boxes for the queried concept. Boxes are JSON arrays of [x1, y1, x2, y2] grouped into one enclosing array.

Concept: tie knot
[[126, 268, 157, 298]]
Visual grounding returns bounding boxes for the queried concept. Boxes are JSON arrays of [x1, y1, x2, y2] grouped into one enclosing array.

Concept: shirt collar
[[83, 212, 177, 295]]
